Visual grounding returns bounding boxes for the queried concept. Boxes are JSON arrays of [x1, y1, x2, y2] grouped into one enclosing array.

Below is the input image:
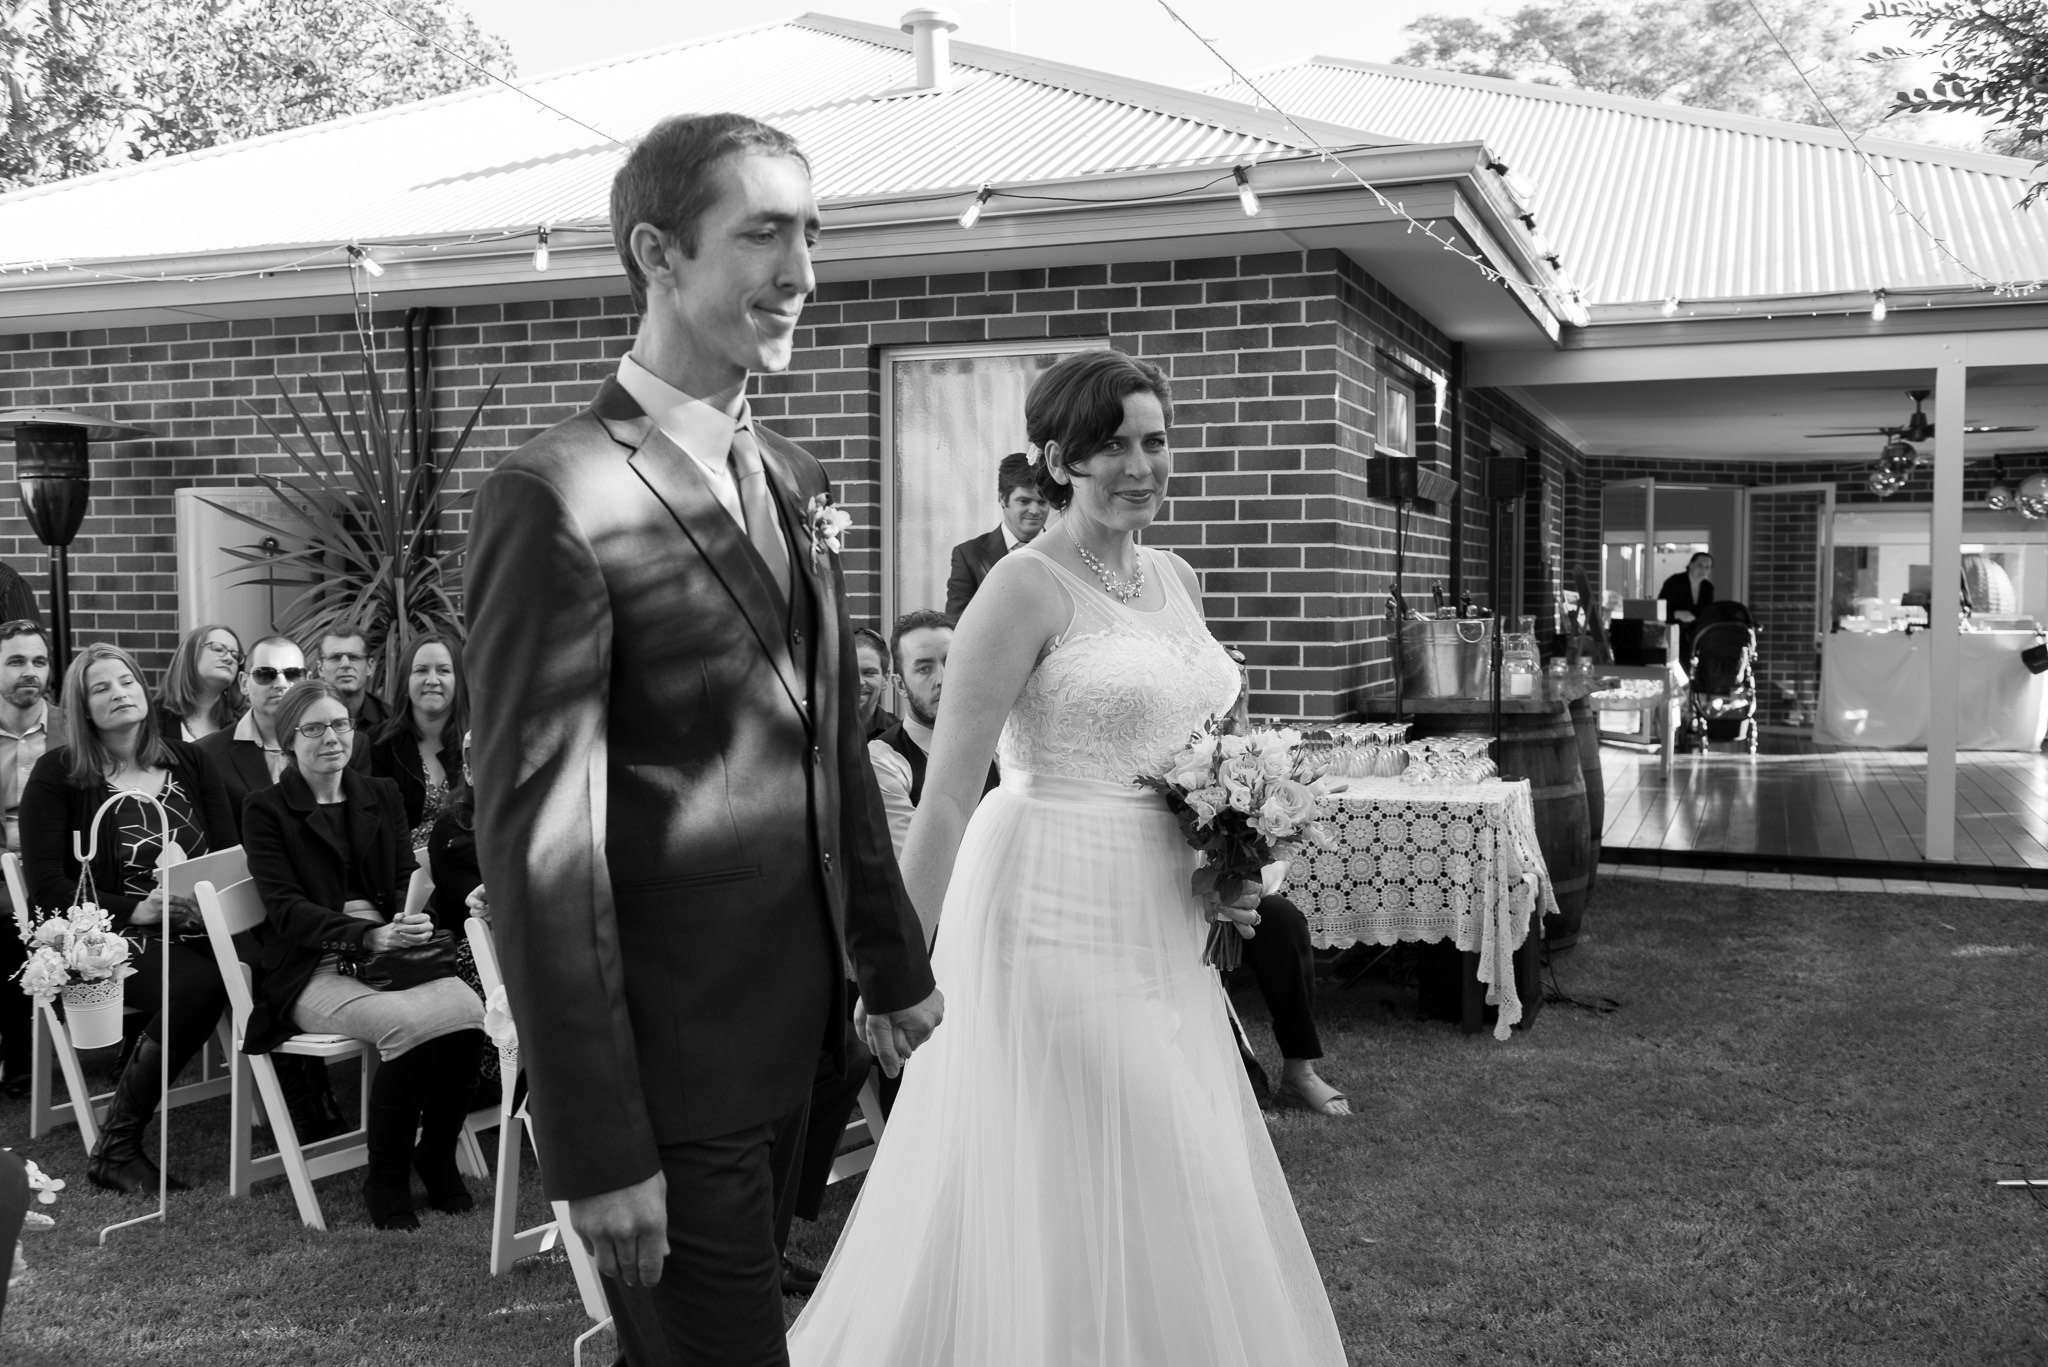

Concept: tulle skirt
[[786, 773, 1346, 1367]]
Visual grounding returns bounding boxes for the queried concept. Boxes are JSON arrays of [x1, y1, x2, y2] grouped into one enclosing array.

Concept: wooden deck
[[1598, 746, 2048, 870]]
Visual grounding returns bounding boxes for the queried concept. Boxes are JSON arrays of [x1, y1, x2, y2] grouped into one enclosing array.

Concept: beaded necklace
[[1072, 538, 1146, 603]]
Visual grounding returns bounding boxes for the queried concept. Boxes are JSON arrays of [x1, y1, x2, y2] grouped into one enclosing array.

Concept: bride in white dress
[[787, 350, 1346, 1366]]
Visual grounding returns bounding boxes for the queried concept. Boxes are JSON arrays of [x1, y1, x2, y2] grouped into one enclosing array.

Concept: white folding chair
[[463, 915, 611, 1352], [5, 850, 232, 1153], [194, 858, 378, 1231], [826, 1067, 889, 1186]]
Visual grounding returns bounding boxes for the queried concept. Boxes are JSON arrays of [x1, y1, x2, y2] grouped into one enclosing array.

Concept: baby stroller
[[1685, 600, 1759, 753]]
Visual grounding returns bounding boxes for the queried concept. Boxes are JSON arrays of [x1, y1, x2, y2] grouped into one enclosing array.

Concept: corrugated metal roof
[[1210, 59, 2048, 305], [0, 16, 1310, 269]]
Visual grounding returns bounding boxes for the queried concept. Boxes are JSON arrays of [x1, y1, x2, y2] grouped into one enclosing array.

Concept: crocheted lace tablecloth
[[1285, 777, 1558, 1039]]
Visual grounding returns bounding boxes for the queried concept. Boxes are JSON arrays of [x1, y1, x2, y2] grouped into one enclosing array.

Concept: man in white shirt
[[868, 609, 999, 872], [0, 619, 64, 1097]]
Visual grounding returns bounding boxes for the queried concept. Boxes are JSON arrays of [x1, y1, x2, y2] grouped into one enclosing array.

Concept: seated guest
[[20, 642, 237, 1192], [311, 625, 389, 734], [868, 609, 997, 867], [154, 624, 244, 742], [944, 452, 1048, 619], [242, 681, 486, 1231], [1240, 893, 1348, 1116], [426, 731, 499, 1109], [854, 627, 898, 741], [195, 633, 305, 836], [0, 619, 65, 1099], [370, 633, 465, 848]]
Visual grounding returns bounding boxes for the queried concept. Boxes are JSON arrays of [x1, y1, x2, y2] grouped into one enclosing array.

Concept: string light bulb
[[958, 185, 991, 230], [1661, 296, 1679, 318], [533, 226, 550, 272], [1871, 288, 1887, 322], [1233, 165, 1260, 217], [348, 245, 383, 278]]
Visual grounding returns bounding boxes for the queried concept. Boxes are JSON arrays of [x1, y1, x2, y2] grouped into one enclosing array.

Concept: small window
[[1379, 374, 1417, 457]]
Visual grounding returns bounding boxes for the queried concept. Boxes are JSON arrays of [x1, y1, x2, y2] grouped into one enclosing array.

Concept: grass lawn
[[4, 878, 2046, 1365]]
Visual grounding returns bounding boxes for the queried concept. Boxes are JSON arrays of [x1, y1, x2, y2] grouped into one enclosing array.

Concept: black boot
[[273, 1055, 345, 1143], [413, 1032, 482, 1215], [88, 1036, 188, 1194], [363, 1101, 422, 1231]]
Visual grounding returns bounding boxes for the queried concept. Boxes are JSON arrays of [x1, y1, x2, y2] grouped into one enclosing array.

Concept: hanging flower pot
[[60, 977, 123, 1050]]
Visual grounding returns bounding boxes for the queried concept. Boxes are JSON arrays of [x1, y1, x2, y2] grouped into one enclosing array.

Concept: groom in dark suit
[[943, 450, 1047, 618], [467, 113, 941, 1366]]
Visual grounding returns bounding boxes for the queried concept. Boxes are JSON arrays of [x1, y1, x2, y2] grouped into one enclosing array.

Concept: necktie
[[729, 425, 791, 605]]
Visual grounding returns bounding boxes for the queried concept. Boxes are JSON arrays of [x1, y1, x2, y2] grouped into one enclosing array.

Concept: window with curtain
[[881, 341, 1096, 626]]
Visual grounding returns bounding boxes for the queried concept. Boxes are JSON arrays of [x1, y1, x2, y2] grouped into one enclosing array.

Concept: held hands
[[369, 909, 434, 953], [854, 987, 945, 1078], [568, 1172, 669, 1288], [1212, 885, 1263, 941], [464, 884, 489, 921]]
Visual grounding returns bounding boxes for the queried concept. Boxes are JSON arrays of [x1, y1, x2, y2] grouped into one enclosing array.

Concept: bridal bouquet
[[11, 900, 136, 1004], [1136, 726, 1333, 970]]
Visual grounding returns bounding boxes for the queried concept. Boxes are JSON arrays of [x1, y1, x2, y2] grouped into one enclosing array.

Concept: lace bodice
[[998, 546, 1242, 784]]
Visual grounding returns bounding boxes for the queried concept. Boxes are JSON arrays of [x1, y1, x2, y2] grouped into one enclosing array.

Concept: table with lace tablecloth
[[1283, 777, 1558, 1039]]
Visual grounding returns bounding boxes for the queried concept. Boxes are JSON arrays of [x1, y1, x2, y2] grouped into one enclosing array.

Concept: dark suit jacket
[[466, 376, 935, 1200], [197, 723, 370, 840], [240, 767, 413, 1054], [19, 740, 236, 931], [944, 526, 1009, 620]]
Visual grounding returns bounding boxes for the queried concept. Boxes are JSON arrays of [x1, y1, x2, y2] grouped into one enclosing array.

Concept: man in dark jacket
[[943, 451, 1047, 619]]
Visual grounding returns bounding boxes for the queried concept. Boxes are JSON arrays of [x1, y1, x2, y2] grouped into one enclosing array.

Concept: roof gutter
[[0, 143, 1570, 339]]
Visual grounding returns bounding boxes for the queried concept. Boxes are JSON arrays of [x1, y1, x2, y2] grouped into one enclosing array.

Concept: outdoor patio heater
[[0, 408, 156, 679]]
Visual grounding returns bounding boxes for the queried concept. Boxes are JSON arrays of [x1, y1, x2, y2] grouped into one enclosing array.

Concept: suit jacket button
[[812, 746, 823, 765], [822, 852, 834, 872], [792, 628, 804, 645]]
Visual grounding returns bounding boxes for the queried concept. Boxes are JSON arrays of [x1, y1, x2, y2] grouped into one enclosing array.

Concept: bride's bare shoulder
[[960, 547, 1069, 635], [1151, 548, 1203, 598]]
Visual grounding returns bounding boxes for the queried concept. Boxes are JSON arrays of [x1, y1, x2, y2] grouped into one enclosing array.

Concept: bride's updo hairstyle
[[1025, 349, 1173, 510]]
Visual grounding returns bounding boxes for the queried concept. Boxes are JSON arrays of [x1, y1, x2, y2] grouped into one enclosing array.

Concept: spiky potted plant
[[205, 347, 500, 686]]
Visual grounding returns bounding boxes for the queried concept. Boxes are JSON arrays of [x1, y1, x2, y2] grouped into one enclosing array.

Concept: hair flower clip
[[1025, 442, 1044, 468], [805, 492, 853, 570]]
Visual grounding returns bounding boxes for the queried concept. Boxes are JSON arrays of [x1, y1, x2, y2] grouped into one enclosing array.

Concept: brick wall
[[0, 251, 1591, 720]]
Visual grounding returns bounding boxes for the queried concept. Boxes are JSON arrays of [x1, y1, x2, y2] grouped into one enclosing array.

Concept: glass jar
[[1502, 631, 1539, 697]]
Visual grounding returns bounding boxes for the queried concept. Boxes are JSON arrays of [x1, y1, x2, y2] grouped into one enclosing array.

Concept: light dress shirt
[[617, 354, 786, 554], [235, 709, 288, 783], [0, 700, 60, 855], [866, 715, 934, 862]]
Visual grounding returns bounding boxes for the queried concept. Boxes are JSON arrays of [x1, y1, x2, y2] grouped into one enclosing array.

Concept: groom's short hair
[[612, 113, 810, 313]]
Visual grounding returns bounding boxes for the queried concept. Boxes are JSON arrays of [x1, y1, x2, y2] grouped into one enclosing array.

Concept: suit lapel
[[756, 430, 836, 725], [233, 740, 271, 797], [595, 382, 809, 721]]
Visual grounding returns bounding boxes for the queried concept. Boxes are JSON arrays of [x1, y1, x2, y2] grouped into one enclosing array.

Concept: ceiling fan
[[1806, 388, 2036, 443]]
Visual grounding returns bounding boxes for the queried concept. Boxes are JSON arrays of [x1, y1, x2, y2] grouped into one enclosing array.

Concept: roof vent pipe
[[901, 8, 961, 90]]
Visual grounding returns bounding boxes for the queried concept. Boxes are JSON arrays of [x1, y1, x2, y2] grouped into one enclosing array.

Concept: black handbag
[[344, 929, 460, 991], [2023, 635, 2048, 675]]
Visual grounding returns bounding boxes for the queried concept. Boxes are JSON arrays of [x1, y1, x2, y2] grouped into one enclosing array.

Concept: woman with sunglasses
[[153, 624, 246, 742], [371, 634, 467, 850], [243, 681, 485, 1230], [19, 642, 237, 1193]]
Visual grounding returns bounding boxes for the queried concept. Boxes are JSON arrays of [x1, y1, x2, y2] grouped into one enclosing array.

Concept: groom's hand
[[568, 1172, 669, 1288], [860, 988, 945, 1078]]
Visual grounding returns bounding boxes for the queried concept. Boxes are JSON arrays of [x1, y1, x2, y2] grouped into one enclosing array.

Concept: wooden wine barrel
[[1416, 704, 1592, 952], [1571, 696, 1605, 910]]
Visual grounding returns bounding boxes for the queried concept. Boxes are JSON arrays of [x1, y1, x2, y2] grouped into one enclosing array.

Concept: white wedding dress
[[787, 545, 1347, 1367]]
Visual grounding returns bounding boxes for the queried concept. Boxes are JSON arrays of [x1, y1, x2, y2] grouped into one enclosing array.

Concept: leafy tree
[[1400, 0, 1909, 134], [1866, 0, 2048, 172], [1, 0, 513, 192]]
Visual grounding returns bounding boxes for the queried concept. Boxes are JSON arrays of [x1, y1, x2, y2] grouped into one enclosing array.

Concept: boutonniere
[[805, 492, 853, 570]]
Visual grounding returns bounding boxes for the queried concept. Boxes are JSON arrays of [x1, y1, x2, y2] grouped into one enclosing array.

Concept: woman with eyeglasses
[[242, 681, 485, 1231], [19, 642, 238, 1194], [153, 625, 246, 742], [370, 634, 467, 850]]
